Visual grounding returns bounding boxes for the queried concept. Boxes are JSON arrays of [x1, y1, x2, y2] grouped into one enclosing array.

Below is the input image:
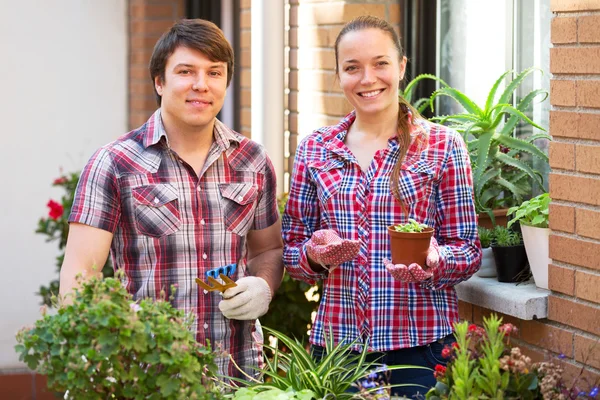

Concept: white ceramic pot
[[475, 247, 497, 278], [520, 224, 550, 289]]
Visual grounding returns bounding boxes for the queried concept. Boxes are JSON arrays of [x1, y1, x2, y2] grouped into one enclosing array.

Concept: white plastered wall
[[0, 0, 127, 369]]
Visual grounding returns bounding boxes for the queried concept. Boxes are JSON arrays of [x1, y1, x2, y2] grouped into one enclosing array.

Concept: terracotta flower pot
[[478, 208, 509, 229], [387, 226, 434, 266]]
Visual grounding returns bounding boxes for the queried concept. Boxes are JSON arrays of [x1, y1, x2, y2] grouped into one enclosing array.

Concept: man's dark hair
[[149, 19, 234, 105]]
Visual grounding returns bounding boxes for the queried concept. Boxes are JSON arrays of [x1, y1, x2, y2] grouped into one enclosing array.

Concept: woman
[[282, 15, 482, 397]]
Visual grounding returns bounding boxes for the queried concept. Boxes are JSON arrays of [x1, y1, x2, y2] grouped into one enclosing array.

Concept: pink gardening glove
[[305, 229, 360, 270], [385, 237, 440, 283]]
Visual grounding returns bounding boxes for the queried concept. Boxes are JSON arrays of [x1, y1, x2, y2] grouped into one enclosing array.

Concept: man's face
[[155, 46, 227, 133]]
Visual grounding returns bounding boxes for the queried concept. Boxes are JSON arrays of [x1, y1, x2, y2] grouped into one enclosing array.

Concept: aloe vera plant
[[401, 73, 449, 113], [429, 68, 551, 214]]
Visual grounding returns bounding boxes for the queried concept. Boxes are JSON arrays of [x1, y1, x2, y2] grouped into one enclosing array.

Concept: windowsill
[[455, 275, 550, 320]]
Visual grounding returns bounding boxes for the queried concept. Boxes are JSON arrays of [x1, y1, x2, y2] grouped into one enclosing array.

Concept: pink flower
[[441, 346, 453, 359], [47, 200, 64, 220], [499, 323, 518, 336]]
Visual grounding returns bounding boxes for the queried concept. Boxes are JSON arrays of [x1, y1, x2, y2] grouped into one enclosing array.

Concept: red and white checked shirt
[[69, 110, 279, 378], [282, 111, 482, 352]]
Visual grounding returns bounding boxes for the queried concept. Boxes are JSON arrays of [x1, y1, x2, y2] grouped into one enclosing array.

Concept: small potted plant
[[475, 226, 497, 278], [507, 193, 550, 289], [491, 226, 528, 283], [15, 274, 222, 399], [388, 219, 435, 266]]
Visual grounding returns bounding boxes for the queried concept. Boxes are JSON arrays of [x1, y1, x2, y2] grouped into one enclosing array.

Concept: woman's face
[[337, 28, 407, 120]]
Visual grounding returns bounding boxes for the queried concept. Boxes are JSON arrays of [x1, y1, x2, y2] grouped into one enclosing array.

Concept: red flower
[[441, 346, 453, 359], [452, 342, 460, 349], [53, 176, 68, 185], [499, 323, 518, 336], [468, 324, 478, 332], [47, 200, 64, 220], [433, 364, 447, 379]]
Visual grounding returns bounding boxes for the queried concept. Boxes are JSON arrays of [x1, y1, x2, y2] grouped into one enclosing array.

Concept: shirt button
[[237, 195, 243, 201], [202, 253, 207, 260], [153, 197, 159, 204], [196, 186, 201, 191], [203, 322, 208, 329], [203, 289, 208, 295], [200, 219, 205, 225]]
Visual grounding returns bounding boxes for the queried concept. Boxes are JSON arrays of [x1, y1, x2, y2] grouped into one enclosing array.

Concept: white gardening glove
[[218, 276, 272, 320]]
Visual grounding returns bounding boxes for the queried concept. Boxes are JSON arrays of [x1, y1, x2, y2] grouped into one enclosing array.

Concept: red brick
[[550, 173, 600, 207], [241, 88, 251, 108], [550, 48, 600, 74], [576, 144, 600, 174], [574, 334, 600, 369], [298, 3, 385, 25], [551, 17, 578, 44], [576, 208, 600, 240], [551, 79, 577, 106], [575, 270, 600, 304], [241, 108, 251, 128], [579, 112, 600, 140], [577, 80, 600, 108], [240, 50, 251, 68], [521, 320, 574, 357], [559, 357, 600, 389], [473, 307, 522, 336], [548, 295, 600, 335], [389, 3, 401, 25], [550, 110, 578, 139], [130, 19, 175, 35], [549, 264, 576, 295], [579, 15, 600, 43], [130, 34, 162, 51], [549, 203, 575, 233], [549, 141, 575, 170], [241, 10, 251, 29], [130, 4, 175, 19], [551, 0, 600, 12], [458, 300, 473, 321], [549, 234, 600, 271]]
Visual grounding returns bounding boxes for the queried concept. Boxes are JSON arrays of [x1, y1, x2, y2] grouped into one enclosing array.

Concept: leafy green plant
[[36, 172, 113, 306], [392, 218, 430, 233], [429, 68, 551, 214], [426, 314, 538, 399], [401, 73, 449, 113], [230, 327, 426, 399], [507, 193, 550, 229], [492, 226, 523, 247], [232, 387, 316, 400], [15, 274, 222, 400], [478, 226, 494, 249]]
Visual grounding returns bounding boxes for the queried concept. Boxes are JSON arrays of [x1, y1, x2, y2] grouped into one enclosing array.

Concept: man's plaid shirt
[[282, 111, 482, 352], [69, 110, 279, 378]]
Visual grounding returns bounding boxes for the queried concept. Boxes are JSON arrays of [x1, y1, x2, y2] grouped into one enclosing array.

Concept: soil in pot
[[388, 226, 434, 266], [492, 244, 529, 283]]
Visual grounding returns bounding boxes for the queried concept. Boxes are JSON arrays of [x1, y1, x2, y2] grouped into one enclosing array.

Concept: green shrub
[[478, 226, 494, 249], [491, 226, 523, 247], [15, 274, 222, 400]]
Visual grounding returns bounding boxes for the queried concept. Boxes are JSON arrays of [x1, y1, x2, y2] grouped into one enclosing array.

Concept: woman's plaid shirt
[[282, 111, 482, 352], [69, 110, 279, 378]]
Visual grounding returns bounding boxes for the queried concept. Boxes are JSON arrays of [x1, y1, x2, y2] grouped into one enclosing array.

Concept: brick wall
[[129, 0, 185, 129], [460, 0, 600, 387], [287, 0, 402, 178]]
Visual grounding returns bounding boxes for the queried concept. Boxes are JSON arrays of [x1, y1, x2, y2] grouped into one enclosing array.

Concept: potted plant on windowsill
[[429, 67, 551, 228], [507, 193, 550, 289], [388, 219, 434, 266], [491, 226, 528, 283], [475, 226, 496, 278]]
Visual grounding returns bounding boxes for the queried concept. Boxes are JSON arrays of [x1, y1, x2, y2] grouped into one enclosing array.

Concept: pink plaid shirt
[[283, 111, 482, 352], [70, 110, 279, 378]]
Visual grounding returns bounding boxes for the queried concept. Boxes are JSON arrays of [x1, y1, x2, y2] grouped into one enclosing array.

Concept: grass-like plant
[[491, 226, 523, 247], [478, 226, 494, 249], [392, 218, 430, 233], [429, 68, 551, 214], [229, 327, 428, 399], [507, 192, 550, 229]]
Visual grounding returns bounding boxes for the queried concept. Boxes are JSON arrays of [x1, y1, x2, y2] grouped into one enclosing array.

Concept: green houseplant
[[507, 193, 551, 289], [429, 68, 551, 225], [491, 226, 528, 283], [475, 226, 497, 278], [15, 274, 222, 400], [388, 219, 435, 266], [401, 73, 449, 114]]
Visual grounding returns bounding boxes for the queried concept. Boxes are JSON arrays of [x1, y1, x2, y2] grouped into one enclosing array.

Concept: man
[[59, 19, 283, 378]]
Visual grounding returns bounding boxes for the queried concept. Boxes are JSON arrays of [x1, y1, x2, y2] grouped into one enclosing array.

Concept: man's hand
[[218, 276, 272, 320], [305, 229, 360, 270], [385, 238, 440, 283]]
